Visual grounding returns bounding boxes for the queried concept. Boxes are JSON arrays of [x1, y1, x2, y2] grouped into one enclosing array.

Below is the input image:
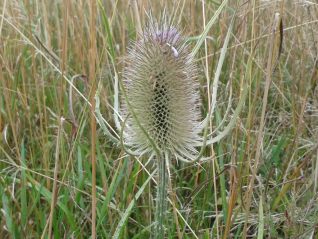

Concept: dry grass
[[1, 0, 318, 238]]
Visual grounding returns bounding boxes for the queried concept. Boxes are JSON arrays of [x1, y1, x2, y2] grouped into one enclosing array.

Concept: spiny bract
[[122, 18, 202, 161]]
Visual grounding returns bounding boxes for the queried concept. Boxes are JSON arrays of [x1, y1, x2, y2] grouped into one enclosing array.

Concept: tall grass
[[1, 0, 318, 238]]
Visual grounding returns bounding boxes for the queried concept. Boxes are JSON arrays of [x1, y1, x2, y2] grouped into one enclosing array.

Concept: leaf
[[112, 170, 155, 239]]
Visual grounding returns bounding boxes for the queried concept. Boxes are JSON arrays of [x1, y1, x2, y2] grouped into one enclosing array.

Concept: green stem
[[155, 153, 168, 239]]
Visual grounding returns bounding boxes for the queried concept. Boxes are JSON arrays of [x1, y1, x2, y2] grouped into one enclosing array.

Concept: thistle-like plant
[[95, 12, 247, 238], [121, 19, 202, 162]]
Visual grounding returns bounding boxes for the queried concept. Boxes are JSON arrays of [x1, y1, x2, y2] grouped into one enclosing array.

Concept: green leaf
[[112, 170, 155, 239], [191, 0, 229, 57]]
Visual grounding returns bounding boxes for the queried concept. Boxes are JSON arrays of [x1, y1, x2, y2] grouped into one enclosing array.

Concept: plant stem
[[155, 153, 168, 239]]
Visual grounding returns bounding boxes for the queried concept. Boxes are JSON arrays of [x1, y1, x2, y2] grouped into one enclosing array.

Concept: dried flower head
[[122, 17, 202, 160]]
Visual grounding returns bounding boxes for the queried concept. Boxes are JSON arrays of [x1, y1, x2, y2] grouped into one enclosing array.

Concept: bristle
[[122, 14, 201, 159]]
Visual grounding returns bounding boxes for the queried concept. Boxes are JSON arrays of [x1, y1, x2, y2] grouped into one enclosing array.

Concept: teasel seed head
[[122, 17, 202, 160]]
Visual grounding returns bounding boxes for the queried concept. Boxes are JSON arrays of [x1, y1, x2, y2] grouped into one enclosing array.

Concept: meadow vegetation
[[0, 0, 318, 238]]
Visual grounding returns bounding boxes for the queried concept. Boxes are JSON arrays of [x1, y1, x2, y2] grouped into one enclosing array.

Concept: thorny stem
[[155, 152, 168, 239]]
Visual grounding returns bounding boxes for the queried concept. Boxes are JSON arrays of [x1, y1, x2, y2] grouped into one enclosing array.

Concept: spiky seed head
[[122, 16, 201, 159]]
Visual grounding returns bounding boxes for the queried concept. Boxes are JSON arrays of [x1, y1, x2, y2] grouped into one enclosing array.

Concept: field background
[[1, 0, 318, 238]]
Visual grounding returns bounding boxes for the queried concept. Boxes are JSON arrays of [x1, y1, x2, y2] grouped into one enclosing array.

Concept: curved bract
[[94, 13, 245, 163]]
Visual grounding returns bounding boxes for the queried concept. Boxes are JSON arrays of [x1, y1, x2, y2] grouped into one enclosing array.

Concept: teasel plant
[[95, 9, 247, 239]]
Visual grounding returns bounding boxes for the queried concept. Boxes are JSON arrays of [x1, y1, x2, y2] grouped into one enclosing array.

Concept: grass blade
[[257, 195, 264, 239], [191, 0, 229, 57], [112, 170, 155, 239]]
